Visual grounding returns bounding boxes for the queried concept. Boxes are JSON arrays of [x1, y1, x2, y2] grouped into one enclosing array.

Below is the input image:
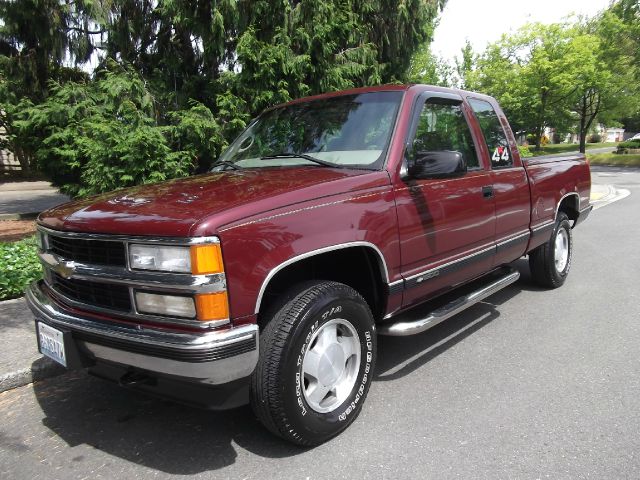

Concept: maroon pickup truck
[[27, 84, 591, 446]]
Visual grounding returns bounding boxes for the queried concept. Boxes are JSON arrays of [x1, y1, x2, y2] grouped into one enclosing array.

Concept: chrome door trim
[[496, 230, 530, 248], [532, 221, 555, 233]]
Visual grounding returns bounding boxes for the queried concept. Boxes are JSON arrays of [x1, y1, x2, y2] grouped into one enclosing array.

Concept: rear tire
[[250, 281, 376, 446], [529, 212, 573, 288]]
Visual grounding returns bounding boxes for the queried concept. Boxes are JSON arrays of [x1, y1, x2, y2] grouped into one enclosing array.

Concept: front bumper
[[26, 280, 259, 386]]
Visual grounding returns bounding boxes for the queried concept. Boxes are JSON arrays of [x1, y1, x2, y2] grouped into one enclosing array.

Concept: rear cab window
[[468, 98, 513, 168]]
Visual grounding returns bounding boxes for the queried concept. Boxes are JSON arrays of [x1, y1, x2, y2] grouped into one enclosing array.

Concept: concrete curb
[[0, 356, 67, 393], [591, 185, 631, 210]]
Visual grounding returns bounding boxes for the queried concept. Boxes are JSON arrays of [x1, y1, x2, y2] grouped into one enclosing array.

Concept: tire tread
[[250, 281, 370, 446]]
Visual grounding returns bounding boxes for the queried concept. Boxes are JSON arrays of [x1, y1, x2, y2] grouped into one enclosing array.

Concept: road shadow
[[376, 258, 550, 380], [31, 262, 545, 474], [32, 371, 305, 474]]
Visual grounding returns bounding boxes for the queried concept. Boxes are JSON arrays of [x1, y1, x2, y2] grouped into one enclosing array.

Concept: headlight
[[129, 244, 224, 274], [129, 245, 191, 273], [135, 291, 196, 318]]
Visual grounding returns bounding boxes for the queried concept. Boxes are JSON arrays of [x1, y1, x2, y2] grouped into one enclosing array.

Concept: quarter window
[[469, 98, 513, 168]]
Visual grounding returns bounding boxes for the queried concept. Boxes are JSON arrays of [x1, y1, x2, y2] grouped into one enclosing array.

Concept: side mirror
[[406, 148, 467, 179]]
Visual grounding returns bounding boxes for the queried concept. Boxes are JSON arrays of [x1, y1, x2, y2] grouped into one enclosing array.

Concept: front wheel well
[[257, 247, 387, 327]]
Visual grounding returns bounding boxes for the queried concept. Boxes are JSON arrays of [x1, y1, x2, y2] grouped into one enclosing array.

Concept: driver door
[[394, 93, 496, 306]]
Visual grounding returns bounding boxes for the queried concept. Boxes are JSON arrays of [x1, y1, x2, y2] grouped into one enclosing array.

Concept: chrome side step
[[378, 267, 520, 336]]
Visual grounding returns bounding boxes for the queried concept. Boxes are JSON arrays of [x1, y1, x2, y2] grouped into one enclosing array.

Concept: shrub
[[518, 145, 534, 158], [0, 236, 42, 301], [616, 139, 640, 154], [15, 63, 228, 197], [588, 133, 602, 143], [617, 139, 640, 149]]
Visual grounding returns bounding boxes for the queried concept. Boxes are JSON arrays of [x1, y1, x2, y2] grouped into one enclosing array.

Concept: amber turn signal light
[[195, 292, 229, 321], [190, 244, 224, 275]]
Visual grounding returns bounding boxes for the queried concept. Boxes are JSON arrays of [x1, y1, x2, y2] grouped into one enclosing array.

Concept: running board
[[378, 267, 520, 336]]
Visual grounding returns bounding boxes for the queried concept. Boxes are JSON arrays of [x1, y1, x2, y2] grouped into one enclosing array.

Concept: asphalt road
[[2, 167, 640, 479]]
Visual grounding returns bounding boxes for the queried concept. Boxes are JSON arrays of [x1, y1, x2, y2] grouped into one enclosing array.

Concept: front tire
[[529, 212, 573, 288], [250, 281, 376, 446]]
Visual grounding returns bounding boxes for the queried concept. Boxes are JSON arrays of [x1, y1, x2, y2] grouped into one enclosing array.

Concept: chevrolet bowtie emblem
[[54, 260, 77, 279]]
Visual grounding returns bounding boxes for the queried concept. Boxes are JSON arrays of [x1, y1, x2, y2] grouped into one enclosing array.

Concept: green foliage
[[463, 1, 640, 153], [618, 139, 640, 149], [617, 139, 640, 153], [518, 145, 534, 158], [473, 23, 590, 149], [0, 237, 42, 301], [0, 0, 446, 195], [455, 40, 476, 90], [588, 152, 640, 166], [16, 64, 219, 196], [409, 44, 454, 87]]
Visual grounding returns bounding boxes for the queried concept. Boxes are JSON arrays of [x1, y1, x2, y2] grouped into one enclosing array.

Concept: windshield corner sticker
[[492, 146, 510, 163]]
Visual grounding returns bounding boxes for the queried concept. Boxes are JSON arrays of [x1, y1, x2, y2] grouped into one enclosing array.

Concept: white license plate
[[38, 322, 67, 367]]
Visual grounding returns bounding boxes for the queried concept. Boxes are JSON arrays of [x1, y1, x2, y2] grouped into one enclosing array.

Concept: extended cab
[[27, 85, 591, 445]]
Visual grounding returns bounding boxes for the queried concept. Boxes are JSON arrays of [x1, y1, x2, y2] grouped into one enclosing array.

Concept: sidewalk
[[1, 181, 70, 392], [0, 297, 66, 393]]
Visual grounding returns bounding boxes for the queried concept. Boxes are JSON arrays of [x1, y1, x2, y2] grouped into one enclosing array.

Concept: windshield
[[215, 91, 403, 170]]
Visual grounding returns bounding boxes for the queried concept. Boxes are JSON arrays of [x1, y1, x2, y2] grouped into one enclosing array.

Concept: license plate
[[37, 322, 67, 367]]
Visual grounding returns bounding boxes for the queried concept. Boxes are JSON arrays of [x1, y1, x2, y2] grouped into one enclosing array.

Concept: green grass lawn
[[587, 152, 640, 167], [529, 142, 618, 156]]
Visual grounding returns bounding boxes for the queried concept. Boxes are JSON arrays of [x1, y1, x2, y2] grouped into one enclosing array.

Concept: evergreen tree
[[0, 0, 446, 191]]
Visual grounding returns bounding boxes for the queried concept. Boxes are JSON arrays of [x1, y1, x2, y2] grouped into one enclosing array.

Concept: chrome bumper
[[26, 281, 259, 385]]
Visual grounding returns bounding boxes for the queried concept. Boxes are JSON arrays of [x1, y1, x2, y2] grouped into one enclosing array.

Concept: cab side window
[[469, 98, 513, 168], [413, 100, 479, 170]]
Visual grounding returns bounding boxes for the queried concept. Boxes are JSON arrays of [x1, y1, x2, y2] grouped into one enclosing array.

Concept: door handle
[[482, 186, 494, 199]]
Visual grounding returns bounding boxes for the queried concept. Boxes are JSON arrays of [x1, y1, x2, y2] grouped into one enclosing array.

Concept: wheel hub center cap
[[317, 344, 345, 386]]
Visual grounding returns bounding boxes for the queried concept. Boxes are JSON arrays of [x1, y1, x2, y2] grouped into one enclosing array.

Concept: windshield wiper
[[210, 160, 241, 171], [260, 153, 339, 168]]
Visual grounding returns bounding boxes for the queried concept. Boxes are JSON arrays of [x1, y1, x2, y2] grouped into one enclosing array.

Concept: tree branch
[[66, 26, 107, 35]]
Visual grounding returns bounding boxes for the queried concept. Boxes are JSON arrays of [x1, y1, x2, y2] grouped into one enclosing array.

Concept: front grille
[[51, 273, 131, 312], [48, 235, 126, 267]]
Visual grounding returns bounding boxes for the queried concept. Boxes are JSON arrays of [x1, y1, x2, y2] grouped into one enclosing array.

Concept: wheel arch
[[255, 242, 389, 323], [556, 192, 580, 225]]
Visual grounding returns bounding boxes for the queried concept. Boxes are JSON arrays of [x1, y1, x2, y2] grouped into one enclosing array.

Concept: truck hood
[[38, 167, 390, 237]]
